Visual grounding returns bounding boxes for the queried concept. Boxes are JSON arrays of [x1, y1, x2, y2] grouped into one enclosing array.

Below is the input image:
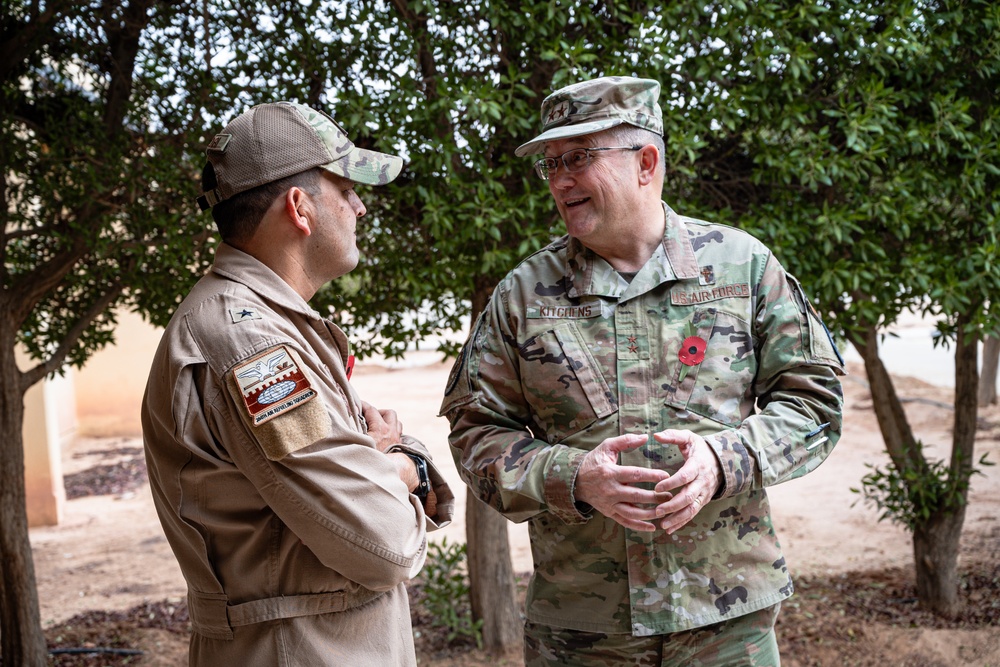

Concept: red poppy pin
[[679, 336, 706, 366], [677, 335, 706, 383]]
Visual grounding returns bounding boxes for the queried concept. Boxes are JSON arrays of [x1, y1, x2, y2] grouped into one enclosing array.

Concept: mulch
[[44, 601, 189, 666], [778, 558, 1000, 667], [63, 446, 147, 500]]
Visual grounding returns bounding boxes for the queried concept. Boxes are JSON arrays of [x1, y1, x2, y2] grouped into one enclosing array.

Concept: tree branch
[[6, 238, 89, 327], [102, 0, 158, 139], [388, 0, 457, 152], [3, 224, 62, 241], [18, 279, 126, 392], [0, 0, 77, 82]]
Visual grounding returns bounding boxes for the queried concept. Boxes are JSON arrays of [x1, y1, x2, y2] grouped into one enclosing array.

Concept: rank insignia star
[[229, 307, 263, 323]]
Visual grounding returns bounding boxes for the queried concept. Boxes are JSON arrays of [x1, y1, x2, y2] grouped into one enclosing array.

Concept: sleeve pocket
[[752, 419, 835, 487], [787, 275, 845, 372]]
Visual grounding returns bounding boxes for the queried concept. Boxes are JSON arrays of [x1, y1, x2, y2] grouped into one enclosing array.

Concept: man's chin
[[563, 216, 594, 240], [332, 253, 360, 279]]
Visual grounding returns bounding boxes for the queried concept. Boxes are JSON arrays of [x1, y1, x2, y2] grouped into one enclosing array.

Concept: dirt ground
[[28, 359, 1000, 666]]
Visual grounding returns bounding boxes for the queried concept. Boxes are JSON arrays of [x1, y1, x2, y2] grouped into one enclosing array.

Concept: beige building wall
[[73, 310, 164, 437]]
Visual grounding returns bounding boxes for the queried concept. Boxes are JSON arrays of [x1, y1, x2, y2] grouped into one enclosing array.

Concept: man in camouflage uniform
[[440, 77, 844, 665], [143, 101, 454, 665]]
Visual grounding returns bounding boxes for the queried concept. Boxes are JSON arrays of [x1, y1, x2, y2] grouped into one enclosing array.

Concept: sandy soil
[[29, 358, 1000, 665]]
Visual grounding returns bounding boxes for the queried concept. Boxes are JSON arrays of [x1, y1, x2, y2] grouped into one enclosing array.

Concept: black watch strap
[[401, 451, 430, 501]]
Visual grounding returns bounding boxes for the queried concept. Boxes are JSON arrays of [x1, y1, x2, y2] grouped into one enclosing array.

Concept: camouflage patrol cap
[[197, 101, 403, 210], [514, 76, 663, 157]]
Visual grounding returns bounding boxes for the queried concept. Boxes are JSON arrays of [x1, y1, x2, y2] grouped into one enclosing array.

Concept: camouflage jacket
[[440, 205, 845, 636]]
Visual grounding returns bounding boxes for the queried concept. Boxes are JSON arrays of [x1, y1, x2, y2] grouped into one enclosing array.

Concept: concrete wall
[[18, 347, 74, 527], [22, 310, 163, 526]]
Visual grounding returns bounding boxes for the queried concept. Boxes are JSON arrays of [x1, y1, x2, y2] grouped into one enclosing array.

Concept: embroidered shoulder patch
[[671, 283, 751, 306], [233, 345, 317, 426]]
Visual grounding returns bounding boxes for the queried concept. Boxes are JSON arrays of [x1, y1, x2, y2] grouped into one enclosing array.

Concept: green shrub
[[418, 538, 483, 648], [852, 443, 992, 531]]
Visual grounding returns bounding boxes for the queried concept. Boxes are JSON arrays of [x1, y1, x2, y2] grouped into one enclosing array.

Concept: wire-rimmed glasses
[[533, 146, 642, 180]]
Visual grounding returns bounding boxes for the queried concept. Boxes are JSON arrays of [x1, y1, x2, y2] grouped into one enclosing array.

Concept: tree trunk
[[850, 319, 979, 618], [913, 315, 977, 617], [462, 278, 521, 656], [913, 506, 966, 618], [847, 325, 924, 473], [466, 497, 522, 655], [979, 336, 999, 406], [953, 315, 980, 482], [0, 348, 48, 666]]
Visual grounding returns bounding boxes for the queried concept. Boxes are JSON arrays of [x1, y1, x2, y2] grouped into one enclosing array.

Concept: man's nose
[[350, 190, 367, 217], [549, 164, 575, 188]]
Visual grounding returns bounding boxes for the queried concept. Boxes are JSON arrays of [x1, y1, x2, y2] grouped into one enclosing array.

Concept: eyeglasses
[[533, 146, 642, 180]]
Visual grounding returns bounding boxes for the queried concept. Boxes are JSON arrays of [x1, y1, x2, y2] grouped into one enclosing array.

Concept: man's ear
[[285, 186, 313, 237], [637, 144, 660, 186]]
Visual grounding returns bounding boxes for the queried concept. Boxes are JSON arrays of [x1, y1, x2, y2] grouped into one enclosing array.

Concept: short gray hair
[[606, 125, 665, 177]]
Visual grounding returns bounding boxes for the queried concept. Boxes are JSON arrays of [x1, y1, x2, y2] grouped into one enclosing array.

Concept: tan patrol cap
[[198, 102, 403, 210], [515, 76, 664, 157]]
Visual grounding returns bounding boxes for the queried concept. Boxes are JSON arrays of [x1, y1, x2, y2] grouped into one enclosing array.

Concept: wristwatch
[[393, 449, 430, 501]]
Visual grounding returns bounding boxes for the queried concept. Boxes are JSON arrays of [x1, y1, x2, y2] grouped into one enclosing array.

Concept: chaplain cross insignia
[[699, 265, 716, 286]]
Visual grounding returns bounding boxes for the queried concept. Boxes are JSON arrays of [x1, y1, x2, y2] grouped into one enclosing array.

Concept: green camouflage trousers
[[524, 604, 781, 667]]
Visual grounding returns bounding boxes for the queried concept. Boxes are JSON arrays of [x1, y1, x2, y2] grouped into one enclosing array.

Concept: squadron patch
[[232, 345, 316, 425]]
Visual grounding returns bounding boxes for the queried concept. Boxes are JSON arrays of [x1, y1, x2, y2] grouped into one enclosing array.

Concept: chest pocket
[[519, 322, 618, 443], [664, 308, 755, 427]]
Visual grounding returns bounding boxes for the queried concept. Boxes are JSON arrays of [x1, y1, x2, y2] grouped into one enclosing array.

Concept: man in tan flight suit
[[142, 101, 454, 666]]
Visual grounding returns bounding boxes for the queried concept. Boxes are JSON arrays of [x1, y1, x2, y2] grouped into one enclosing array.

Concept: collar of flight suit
[[564, 202, 700, 300], [210, 242, 352, 365]]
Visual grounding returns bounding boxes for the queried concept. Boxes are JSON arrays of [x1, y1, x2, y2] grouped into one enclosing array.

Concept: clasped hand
[[362, 401, 438, 516], [574, 430, 721, 533]]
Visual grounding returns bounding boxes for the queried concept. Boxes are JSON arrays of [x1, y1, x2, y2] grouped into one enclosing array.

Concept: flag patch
[[233, 346, 316, 425]]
